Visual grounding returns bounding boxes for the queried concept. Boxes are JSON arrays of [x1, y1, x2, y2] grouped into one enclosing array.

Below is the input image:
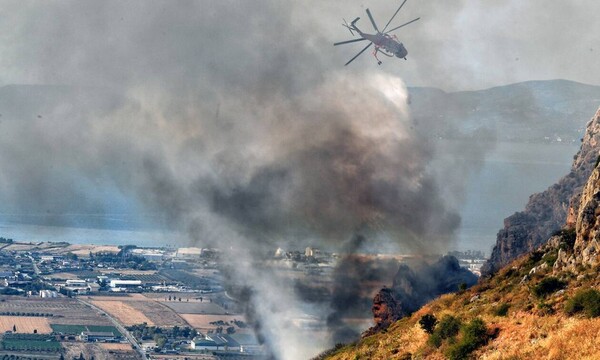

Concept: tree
[[12, 324, 15, 332], [154, 334, 167, 348], [226, 326, 235, 334], [33, 329, 37, 333], [78, 352, 85, 360], [419, 314, 437, 334]]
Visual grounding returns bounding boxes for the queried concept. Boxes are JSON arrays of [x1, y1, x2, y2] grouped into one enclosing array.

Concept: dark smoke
[[367, 255, 478, 335], [0, 2, 501, 359]]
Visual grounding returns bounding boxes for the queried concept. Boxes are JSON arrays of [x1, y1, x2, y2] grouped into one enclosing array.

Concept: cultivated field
[[142, 292, 205, 301], [0, 316, 52, 333], [131, 301, 188, 327], [57, 244, 120, 257], [179, 314, 244, 332], [99, 343, 135, 351], [89, 297, 188, 327], [86, 293, 148, 301], [160, 301, 229, 315], [50, 324, 121, 336], [90, 300, 154, 326], [0, 297, 113, 326]]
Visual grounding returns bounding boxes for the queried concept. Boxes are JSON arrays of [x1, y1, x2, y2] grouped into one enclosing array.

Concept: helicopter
[[334, 0, 420, 66]]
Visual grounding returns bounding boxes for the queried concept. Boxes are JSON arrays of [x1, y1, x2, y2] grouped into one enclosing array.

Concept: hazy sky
[[0, 2, 597, 356], [0, 1, 598, 91]]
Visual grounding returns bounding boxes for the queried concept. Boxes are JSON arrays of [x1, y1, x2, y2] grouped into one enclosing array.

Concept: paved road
[[77, 297, 146, 359]]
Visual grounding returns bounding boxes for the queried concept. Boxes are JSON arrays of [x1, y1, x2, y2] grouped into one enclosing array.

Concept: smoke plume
[[0, 1, 504, 358]]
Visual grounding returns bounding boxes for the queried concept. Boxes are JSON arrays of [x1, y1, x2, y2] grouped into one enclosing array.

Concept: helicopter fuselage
[[355, 28, 408, 59]]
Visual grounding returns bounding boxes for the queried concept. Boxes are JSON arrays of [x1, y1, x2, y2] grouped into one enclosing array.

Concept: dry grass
[[132, 300, 188, 327], [99, 342, 135, 351], [46, 272, 82, 280], [91, 300, 154, 326], [0, 316, 52, 333], [87, 293, 148, 301], [179, 314, 244, 331], [61, 244, 120, 257], [325, 247, 600, 360], [481, 316, 600, 360]]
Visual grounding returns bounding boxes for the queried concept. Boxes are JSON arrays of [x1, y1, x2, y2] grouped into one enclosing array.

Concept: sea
[[0, 141, 580, 255]]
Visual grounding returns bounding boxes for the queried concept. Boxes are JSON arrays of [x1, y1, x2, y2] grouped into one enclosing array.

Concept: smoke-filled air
[[2, 1, 598, 359]]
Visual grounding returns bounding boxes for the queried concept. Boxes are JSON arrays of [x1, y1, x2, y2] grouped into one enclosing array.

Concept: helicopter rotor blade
[[365, 9, 379, 32], [345, 42, 373, 66], [385, 17, 420, 33], [334, 38, 367, 46], [382, 0, 408, 32]]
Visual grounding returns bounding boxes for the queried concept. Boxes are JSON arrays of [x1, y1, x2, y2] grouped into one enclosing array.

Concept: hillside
[[321, 231, 600, 359], [409, 80, 600, 143], [320, 108, 600, 360]]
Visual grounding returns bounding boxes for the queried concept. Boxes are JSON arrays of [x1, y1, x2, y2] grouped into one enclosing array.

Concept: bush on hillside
[[419, 314, 437, 334], [492, 303, 510, 317], [446, 318, 489, 360], [532, 277, 566, 298], [565, 288, 600, 317], [428, 314, 462, 348]]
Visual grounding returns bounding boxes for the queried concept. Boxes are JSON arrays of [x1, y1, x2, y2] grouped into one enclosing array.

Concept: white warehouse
[[109, 280, 142, 289]]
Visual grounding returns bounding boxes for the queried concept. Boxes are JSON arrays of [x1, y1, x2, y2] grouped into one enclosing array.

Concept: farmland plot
[[161, 301, 229, 315], [90, 300, 154, 326], [179, 314, 245, 332], [0, 297, 112, 326], [0, 316, 52, 333]]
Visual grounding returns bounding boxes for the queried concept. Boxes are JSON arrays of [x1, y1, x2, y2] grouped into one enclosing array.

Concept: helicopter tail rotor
[[342, 19, 354, 36], [342, 17, 360, 36]]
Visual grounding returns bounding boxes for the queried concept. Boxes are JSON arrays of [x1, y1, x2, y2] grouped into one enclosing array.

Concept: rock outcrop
[[556, 159, 600, 270], [366, 256, 477, 335], [483, 108, 600, 275]]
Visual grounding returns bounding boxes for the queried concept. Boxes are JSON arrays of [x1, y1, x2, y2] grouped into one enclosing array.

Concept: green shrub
[[543, 252, 558, 267], [437, 315, 462, 339], [532, 277, 566, 298], [492, 303, 510, 317], [446, 318, 489, 360], [565, 288, 600, 317], [536, 301, 554, 315], [427, 332, 443, 348], [419, 314, 437, 334], [428, 314, 462, 347]]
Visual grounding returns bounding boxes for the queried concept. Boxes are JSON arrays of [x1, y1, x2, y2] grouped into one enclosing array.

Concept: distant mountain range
[[408, 79, 600, 142]]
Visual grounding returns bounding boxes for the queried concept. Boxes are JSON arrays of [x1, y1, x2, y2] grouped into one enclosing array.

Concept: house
[[228, 333, 262, 353], [191, 337, 221, 351], [190, 334, 239, 351], [80, 331, 116, 342]]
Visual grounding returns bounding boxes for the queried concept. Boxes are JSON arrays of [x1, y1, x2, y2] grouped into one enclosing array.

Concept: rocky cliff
[[482, 108, 600, 275], [555, 152, 600, 270], [365, 256, 477, 335]]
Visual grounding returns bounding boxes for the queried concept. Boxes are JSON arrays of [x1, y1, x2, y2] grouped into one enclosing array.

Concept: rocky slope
[[320, 108, 600, 360], [482, 107, 600, 275]]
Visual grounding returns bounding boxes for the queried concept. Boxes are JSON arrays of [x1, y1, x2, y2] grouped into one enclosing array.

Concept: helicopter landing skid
[[373, 47, 383, 65]]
